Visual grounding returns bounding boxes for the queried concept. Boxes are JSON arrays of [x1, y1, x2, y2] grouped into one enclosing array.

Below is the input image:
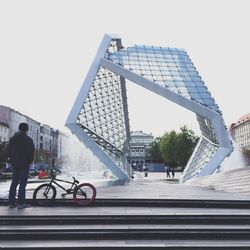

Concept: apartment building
[[230, 113, 250, 150], [0, 122, 9, 142], [0, 105, 65, 165], [128, 131, 154, 168]]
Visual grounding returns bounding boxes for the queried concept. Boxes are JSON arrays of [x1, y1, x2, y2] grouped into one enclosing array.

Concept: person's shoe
[[9, 204, 16, 208], [17, 203, 30, 209]]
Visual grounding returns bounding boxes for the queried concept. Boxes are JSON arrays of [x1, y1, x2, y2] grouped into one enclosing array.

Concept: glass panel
[[105, 45, 219, 112]]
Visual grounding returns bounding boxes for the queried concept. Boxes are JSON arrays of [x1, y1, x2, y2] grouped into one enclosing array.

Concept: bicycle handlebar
[[72, 176, 79, 184], [48, 167, 61, 178], [48, 167, 79, 184]]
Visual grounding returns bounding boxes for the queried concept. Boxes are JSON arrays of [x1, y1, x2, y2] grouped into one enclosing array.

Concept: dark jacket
[[8, 131, 35, 168]]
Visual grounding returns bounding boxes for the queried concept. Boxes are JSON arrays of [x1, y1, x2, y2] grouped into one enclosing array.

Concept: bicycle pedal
[[66, 189, 72, 194], [61, 194, 67, 199]]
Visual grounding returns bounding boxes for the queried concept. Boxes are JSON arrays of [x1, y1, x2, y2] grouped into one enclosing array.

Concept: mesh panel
[[77, 66, 127, 151], [105, 44, 223, 180], [106, 45, 219, 111], [181, 137, 219, 182]]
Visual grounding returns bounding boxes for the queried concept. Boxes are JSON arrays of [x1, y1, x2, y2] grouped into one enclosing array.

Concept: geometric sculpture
[[66, 33, 233, 182]]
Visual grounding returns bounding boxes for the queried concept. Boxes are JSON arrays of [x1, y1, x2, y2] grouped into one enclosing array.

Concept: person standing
[[8, 123, 35, 209], [37, 169, 48, 179], [143, 164, 148, 177], [165, 164, 170, 178], [171, 167, 175, 178]]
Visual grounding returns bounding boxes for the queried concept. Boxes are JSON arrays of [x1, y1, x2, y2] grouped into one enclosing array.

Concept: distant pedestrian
[[37, 169, 48, 179], [171, 168, 175, 178], [8, 123, 35, 209], [165, 164, 170, 178], [144, 164, 148, 177], [0, 169, 5, 182]]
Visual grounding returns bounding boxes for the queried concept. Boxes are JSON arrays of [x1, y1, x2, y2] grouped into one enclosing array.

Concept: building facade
[[39, 124, 53, 152], [0, 122, 9, 143], [129, 131, 154, 169], [26, 116, 40, 149], [0, 105, 40, 145], [230, 113, 250, 151], [0, 105, 65, 167], [56, 131, 68, 159]]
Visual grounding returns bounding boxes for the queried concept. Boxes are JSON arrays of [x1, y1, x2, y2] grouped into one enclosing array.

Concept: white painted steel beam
[[66, 33, 233, 183], [66, 34, 130, 181]]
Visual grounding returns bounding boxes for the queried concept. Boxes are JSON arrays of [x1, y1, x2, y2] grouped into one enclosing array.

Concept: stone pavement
[[94, 171, 250, 201], [96, 179, 250, 201], [187, 167, 250, 195], [1, 172, 250, 249], [1, 171, 250, 201], [1, 172, 250, 216]]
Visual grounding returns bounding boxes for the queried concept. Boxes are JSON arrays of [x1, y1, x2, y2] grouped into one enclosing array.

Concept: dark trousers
[[9, 165, 30, 205]]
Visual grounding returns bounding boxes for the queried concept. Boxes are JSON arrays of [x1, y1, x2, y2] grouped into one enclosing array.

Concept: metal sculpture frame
[[66, 33, 233, 182]]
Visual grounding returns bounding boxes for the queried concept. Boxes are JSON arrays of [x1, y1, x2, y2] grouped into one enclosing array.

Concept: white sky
[[1, 0, 249, 138]]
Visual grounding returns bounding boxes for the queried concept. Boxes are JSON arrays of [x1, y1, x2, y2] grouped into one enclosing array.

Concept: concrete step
[[196, 176, 250, 186], [1, 199, 250, 248], [207, 184, 250, 192], [188, 167, 250, 195], [1, 228, 250, 241], [1, 214, 250, 226], [2, 198, 250, 209], [2, 214, 250, 241], [1, 239, 250, 249], [190, 174, 250, 186], [3, 224, 250, 230]]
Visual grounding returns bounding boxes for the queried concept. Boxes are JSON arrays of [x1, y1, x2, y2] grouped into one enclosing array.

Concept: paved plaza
[[1, 172, 250, 216], [1, 172, 250, 249]]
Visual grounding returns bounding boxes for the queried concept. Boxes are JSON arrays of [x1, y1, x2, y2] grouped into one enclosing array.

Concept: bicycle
[[33, 168, 96, 206]]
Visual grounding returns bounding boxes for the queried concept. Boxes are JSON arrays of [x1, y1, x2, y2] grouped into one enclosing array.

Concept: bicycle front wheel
[[73, 183, 96, 206], [33, 183, 56, 205]]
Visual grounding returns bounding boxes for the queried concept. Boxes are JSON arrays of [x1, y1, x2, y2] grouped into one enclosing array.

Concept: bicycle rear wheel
[[33, 183, 56, 205], [73, 183, 96, 206]]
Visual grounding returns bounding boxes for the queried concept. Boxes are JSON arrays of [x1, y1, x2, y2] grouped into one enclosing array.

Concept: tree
[[160, 130, 179, 168], [177, 126, 199, 170], [150, 137, 164, 163], [160, 126, 199, 170], [0, 142, 8, 171]]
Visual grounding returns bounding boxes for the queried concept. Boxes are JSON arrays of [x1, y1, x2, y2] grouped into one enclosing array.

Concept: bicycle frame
[[48, 177, 77, 194]]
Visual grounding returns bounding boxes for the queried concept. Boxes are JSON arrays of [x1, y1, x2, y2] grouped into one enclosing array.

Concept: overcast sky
[[0, 0, 249, 138]]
